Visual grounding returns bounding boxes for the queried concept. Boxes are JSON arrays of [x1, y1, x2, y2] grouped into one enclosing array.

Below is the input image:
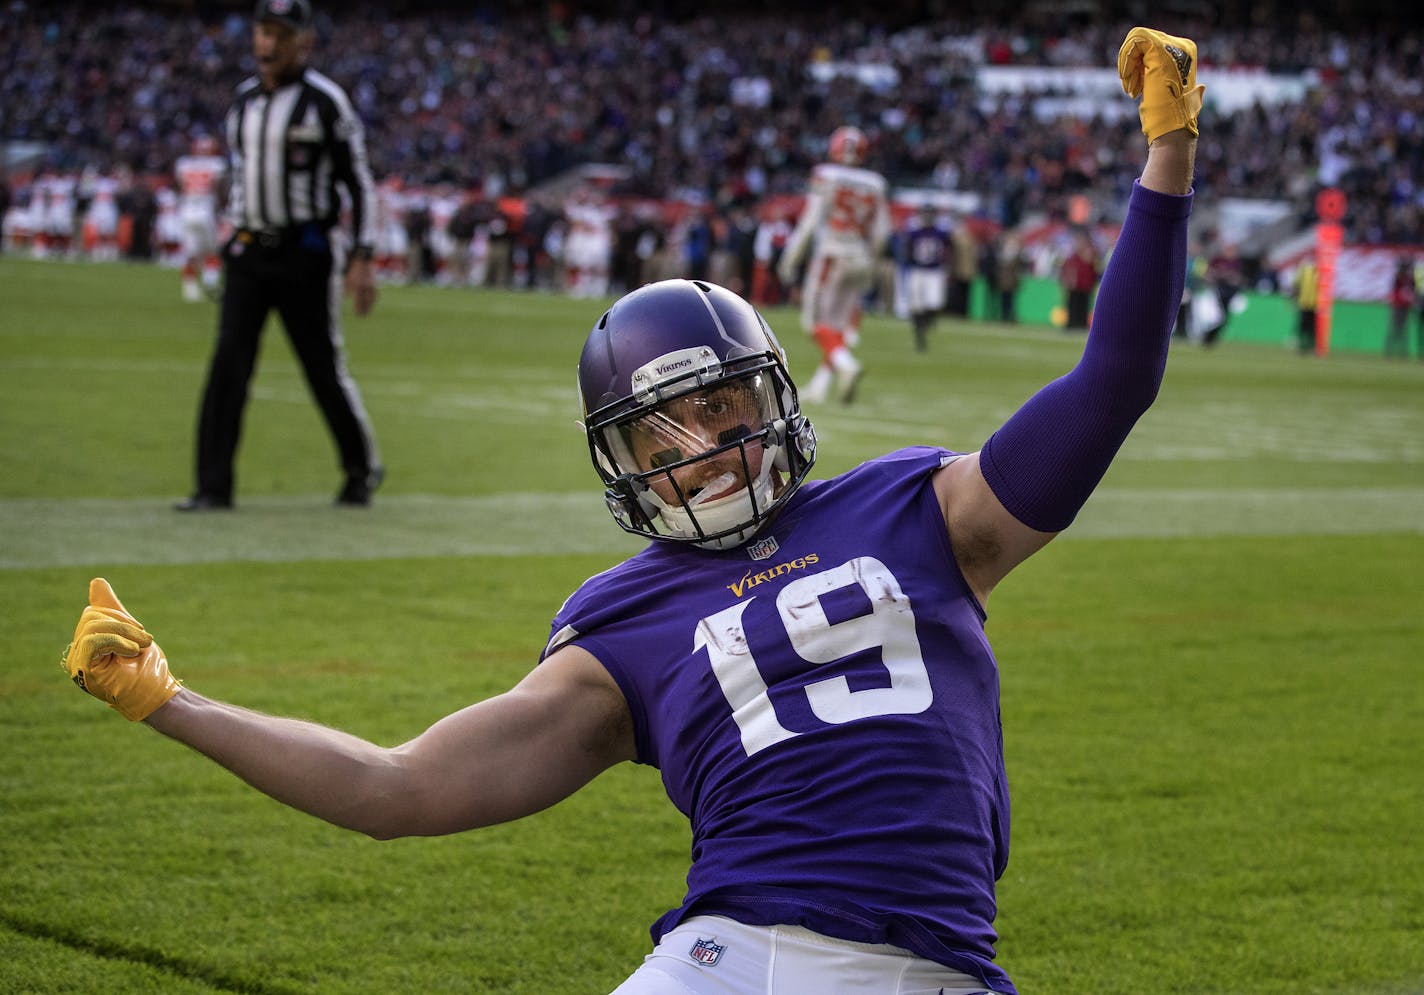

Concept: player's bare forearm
[[1141, 130, 1196, 195], [145, 689, 422, 838], [142, 645, 633, 840]]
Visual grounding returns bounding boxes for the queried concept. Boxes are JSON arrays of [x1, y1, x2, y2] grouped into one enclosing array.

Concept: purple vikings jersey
[[542, 447, 1015, 993], [905, 223, 950, 270]]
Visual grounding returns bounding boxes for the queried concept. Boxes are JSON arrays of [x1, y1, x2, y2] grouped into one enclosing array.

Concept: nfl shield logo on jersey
[[689, 937, 725, 966], [745, 535, 779, 561]]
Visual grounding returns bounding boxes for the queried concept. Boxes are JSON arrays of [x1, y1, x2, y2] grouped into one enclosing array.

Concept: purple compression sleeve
[[980, 181, 1193, 532]]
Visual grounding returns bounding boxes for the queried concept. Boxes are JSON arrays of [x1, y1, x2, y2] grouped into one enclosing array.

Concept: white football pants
[[609, 915, 1007, 995]]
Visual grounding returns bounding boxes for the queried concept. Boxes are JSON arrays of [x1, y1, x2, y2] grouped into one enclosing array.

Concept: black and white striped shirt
[[224, 66, 376, 252]]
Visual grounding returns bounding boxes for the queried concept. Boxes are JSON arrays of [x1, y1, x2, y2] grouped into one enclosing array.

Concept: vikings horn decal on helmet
[[828, 125, 868, 166], [578, 280, 817, 550]]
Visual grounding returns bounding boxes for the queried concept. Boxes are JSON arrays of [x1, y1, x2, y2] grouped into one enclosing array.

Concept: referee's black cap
[[254, 0, 312, 30]]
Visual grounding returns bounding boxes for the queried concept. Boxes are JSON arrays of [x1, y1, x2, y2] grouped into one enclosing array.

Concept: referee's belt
[[236, 223, 329, 250]]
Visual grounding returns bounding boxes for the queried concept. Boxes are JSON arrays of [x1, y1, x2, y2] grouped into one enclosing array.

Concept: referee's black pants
[[192, 230, 380, 502]]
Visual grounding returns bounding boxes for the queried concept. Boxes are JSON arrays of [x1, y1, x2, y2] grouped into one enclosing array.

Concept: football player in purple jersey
[[903, 203, 952, 352], [60, 28, 1203, 995]]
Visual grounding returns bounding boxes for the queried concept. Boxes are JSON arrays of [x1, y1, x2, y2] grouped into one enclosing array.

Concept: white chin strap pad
[[652, 446, 780, 549]]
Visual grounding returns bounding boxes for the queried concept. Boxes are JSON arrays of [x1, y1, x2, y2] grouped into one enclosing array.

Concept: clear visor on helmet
[[585, 350, 813, 549], [598, 371, 776, 504]]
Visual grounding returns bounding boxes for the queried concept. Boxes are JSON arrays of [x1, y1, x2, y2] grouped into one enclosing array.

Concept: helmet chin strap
[[650, 443, 782, 550]]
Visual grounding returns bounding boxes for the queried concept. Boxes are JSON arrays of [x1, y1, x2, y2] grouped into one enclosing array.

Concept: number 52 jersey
[[542, 446, 1016, 994]]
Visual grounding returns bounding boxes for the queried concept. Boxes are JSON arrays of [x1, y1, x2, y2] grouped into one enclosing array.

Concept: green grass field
[[2, 256, 1421, 994]]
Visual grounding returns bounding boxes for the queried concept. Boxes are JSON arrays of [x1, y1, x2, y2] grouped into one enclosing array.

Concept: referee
[[178, 0, 383, 511]]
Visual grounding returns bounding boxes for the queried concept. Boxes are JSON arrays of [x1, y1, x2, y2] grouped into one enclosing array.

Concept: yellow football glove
[[1118, 27, 1206, 143], [61, 578, 181, 721]]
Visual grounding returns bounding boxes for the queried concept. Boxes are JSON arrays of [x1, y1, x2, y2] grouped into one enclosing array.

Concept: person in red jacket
[[1060, 229, 1099, 330]]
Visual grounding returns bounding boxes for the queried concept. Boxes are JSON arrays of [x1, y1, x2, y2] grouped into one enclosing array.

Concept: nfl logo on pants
[[689, 937, 725, 966]]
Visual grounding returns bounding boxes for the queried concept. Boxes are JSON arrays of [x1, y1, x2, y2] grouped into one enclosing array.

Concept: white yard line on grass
[[3, 488, 1423, 569], [0, 493, 636, 569]]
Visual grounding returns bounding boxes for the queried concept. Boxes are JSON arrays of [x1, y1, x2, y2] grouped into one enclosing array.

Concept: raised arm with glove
[[943, 26, 1200, 604], [1118, 26, 1205, 143], [62, 578, 181, 722]]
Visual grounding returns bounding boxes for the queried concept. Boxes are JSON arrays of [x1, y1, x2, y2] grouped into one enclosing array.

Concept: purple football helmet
[[578, 280, 817, 550]]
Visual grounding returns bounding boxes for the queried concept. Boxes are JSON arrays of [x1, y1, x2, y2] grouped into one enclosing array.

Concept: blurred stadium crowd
[[2, 0, 1423, 299]]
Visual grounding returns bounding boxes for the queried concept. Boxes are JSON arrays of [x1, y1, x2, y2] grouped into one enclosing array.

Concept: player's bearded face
[[626, 382, 768, 508]]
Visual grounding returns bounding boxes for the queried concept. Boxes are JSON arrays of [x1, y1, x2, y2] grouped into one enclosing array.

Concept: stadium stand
[[2, 1, 1422, 302]]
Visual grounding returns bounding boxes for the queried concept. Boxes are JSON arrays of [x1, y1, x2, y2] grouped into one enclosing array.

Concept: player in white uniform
[[173, 135, 228, 301], [751, 207, 793, 305], [153, 185, 182, 266], [373, 176, 410, 283], [2, 181, 35, 255], [426, 185, 461, 285], [778, 126, 890, 404], [564, 186, 616, 298], [83, 168, 122, 261], [32, 171, 77, 259]]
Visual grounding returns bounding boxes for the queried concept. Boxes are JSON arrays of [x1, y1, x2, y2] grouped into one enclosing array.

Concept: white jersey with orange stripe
[[782, 161, 890, 273]]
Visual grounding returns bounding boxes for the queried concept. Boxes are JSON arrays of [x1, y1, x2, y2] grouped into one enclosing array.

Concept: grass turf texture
[[1, 257, 1421, 993]]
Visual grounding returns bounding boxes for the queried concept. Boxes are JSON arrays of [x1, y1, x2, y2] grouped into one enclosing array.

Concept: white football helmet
[[828, 126, 868, 166]]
